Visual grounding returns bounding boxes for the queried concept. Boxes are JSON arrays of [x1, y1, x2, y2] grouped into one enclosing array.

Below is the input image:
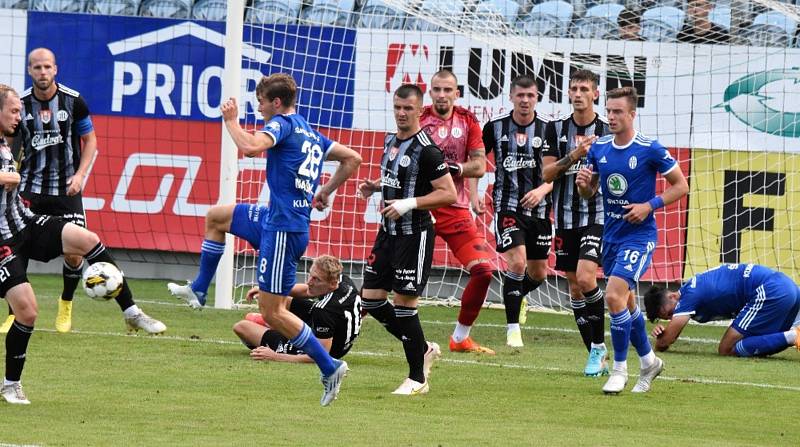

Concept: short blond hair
[[0, 84, 19, 111], [313, 255, 343, 283]]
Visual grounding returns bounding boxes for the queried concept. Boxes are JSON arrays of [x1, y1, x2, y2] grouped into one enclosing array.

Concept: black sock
[[571, 299, 592, 352], [395, 306, 426, 383], [361, 298, 403, 341], [85, 242, 135, 311], [503, 271, 525, 324], [584, 287, 606, 345], [61, 260, 84, 302], [5, 320, 33, 382], [522, 273, 542, 295]]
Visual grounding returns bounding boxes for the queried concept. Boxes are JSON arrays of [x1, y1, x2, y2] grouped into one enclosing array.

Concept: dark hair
[[606, 86, 638, 111], [618, 9, 641, 28], [256, 73, 297, 108], [570, 69, 598, 89], [394, 83, 424, 102], [0, 84, 19, 111], [510, 75, 537, 92], [643, 286, 667, 322], [432, 69, 458, 85]]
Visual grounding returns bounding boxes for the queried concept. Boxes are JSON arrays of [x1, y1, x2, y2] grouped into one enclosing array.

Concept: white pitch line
[[35, 328, 800, 392]]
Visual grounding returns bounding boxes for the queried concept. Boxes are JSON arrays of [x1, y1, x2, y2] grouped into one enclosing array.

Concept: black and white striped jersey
[[483, 112, 551, 219], [0, 137, 35, 241], [380, 130, 448, 235], [543, 113, 610, 229], [18, 83, 90, 196], [310, 275, 362, 358]]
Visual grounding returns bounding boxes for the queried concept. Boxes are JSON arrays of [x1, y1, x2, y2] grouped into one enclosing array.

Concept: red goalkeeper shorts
[[432, 206, 492, 267]]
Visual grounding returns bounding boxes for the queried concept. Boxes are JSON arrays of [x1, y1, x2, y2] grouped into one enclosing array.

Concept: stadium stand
[[191, 0, 227, 21], [574, 3, 626, 39], [0, 0, 27, 8], [404, 0, 466, 32], [640, 5, 686, 41], [475, 0, 522, 26], [85, 0, 141, 16], [247, 0, 303, 24], [356, 0, 407, 29], [300, 0, 356, 27], [29, 0, 86, 12], [745, 10, 798, 46], [138, 0, 191, 18]]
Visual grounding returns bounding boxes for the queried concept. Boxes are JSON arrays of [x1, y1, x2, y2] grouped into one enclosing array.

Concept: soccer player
[[0, 84, 164, 404], [644, 263, 800, 357], [217, 73, 361, 406], [542, 69, 610, 376], [420, 70, 496, 354], [1, 48, 100, 333], [358, 84, 456, 395], [482, 75, 553, 348], [233, 255, 361, 363], [576, 86, 689, 394]]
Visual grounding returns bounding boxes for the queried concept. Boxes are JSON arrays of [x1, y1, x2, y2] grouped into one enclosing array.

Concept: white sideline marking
[[36, 328, 800, 392], [0, 443, 43, 447]]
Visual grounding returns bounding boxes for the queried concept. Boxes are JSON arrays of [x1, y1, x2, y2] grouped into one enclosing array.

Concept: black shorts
[[553, 224, 603, 272], [362, 227, 435, 297], [20, 192, 86, 227], [0, 215, 68, 298], [258, 299, 314, 354], [494, 211, 552, 260]]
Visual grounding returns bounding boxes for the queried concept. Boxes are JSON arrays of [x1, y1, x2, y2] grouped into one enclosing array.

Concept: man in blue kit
[[576, 86, 689, 394], [644, 263, 800, 357], [174, 73, 360, 406]]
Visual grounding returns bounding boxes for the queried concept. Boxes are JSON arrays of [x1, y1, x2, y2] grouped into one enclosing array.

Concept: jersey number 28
[[299, 141, 323, 180]]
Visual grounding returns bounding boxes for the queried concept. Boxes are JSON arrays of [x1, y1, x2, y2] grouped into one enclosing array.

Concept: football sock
[[584, 287, 606, 345], [61, 259, 83, 301], [735, 333, 792, 357], [639, 351, 656, 369], [457, 263, 494, 327], [85, 242, 135, 311], [784, 328, 798, 345], [522, 272, 542, 295], [122, 305, 142, 319], [571, 299, 592, 351], [507, 323, 520, 335], [361, 299, 403, 341], [503, 271, 525, 324], [5, 320, 33, 382], [192, 239, 226, 302], [290, 324, 337, 376], [395, 306, 426, 383], [629, 306, 654, 359], [609, 309, 632, 363], [452, 323, 471, 343]]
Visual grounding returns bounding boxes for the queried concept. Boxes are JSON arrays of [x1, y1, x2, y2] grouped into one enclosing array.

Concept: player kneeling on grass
[[644, 263, 800, 357], [233, 256, 361, 363], [0, 85, 164, 405]]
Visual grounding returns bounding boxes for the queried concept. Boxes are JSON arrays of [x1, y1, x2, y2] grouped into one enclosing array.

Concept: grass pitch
[[2, 274, 798, 446]]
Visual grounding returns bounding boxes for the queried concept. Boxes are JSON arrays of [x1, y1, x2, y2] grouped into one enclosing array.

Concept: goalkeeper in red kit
[[421, 70, 496, 354]]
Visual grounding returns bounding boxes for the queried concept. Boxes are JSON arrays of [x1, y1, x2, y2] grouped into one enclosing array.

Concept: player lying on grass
[[233, 255, 362, 363], [644, 263, 800, 357]]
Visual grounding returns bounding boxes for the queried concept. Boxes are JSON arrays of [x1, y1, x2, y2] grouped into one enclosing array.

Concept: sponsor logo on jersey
[[403, 281, 416, 291], [628, 156, 638, 169], [31, 132, 64, 151], [24, 113, 33, 121], [295, 177, 313, 193], [559, 135, 568, 143], [57, 110, 68, 122], [599, 156, 607, 163], [515, 132, 527, 146], [624, 264, 634, 271], [399, 155, 411, 167], [292, 199, 310, 208], [451, 127, 462, 138], [586, 248, 598, 257], [500, 135, 509, 142], [436, 162, 447, 172], [502, 156, 536, 171], [39, 109, 51, 124], [381, 172, 402, 189], [606, 173, 628, 196]]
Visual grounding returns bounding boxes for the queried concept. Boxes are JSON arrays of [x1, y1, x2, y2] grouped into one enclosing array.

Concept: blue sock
[[629, 307, 653, 357], [735, 333, 791, 357], [291, 324, 338, 376], [609, 309, 632, 362], [192, 239, 225, 303]]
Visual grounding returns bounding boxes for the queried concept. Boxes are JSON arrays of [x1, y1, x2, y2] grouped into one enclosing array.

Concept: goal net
[[227, 0, 800, 311]]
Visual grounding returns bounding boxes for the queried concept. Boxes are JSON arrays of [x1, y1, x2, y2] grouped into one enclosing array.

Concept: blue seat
[[29, 0, 86, 12], [746, 11, 797, 47], [191, 0, 227, 21], [139, 0, 191, 18], [247, 0, 302, 24], [300, 0, 356, 27], [708, 4, 731, 32], [640, 6, 685, 42], [85, 0, 141, 16], [520, 1, 573, 37], [475, 0, 521, 26], [0, 0, 28, 9], [405, 0, 465, 32], [574, 3, 625, 39], [356, 0, 406, 30]]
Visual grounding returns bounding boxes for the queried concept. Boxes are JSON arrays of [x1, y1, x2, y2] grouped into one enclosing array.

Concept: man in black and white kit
[[482, 75, 553, 348], [542, 69, 611, 377], [358, 84, 456, 396]]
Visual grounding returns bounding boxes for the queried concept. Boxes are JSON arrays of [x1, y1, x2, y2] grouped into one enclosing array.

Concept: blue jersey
[[586, 132, 677, 243], [675, 264, 776, 323], [259, 114, 334, 232]]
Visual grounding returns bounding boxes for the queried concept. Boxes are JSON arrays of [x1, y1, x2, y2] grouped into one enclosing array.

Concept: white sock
[[612, 360, 627, 372], [507, 323, 520, 334], [640, 350, 656, 369], [784, 328, 797, 345], [591, 342, 606, 350], [452, 323, 471, 343], [3, 378, 19, 387], [123, 305, 142, 319]]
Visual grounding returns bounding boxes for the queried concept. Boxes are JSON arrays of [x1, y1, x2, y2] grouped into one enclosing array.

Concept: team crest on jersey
[[606, 174, 628, 196], [531, 136, 542, 148], [438, 127, 448, 139], [399, 155, 411, 167], [39, 109, 51, 124], [451, 127, 463, 138], [628, 156, 638, 169], [266, 121, 280, 133], [389, 146, 399, 161], [57, 110, 68, 122], [515, 133, 527, 146]]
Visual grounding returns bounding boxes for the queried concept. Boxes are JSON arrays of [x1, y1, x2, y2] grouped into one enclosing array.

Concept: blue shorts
[[230, 204, 267, 249], [602, 239, 656, 289], [733, 272, 800, 336]]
